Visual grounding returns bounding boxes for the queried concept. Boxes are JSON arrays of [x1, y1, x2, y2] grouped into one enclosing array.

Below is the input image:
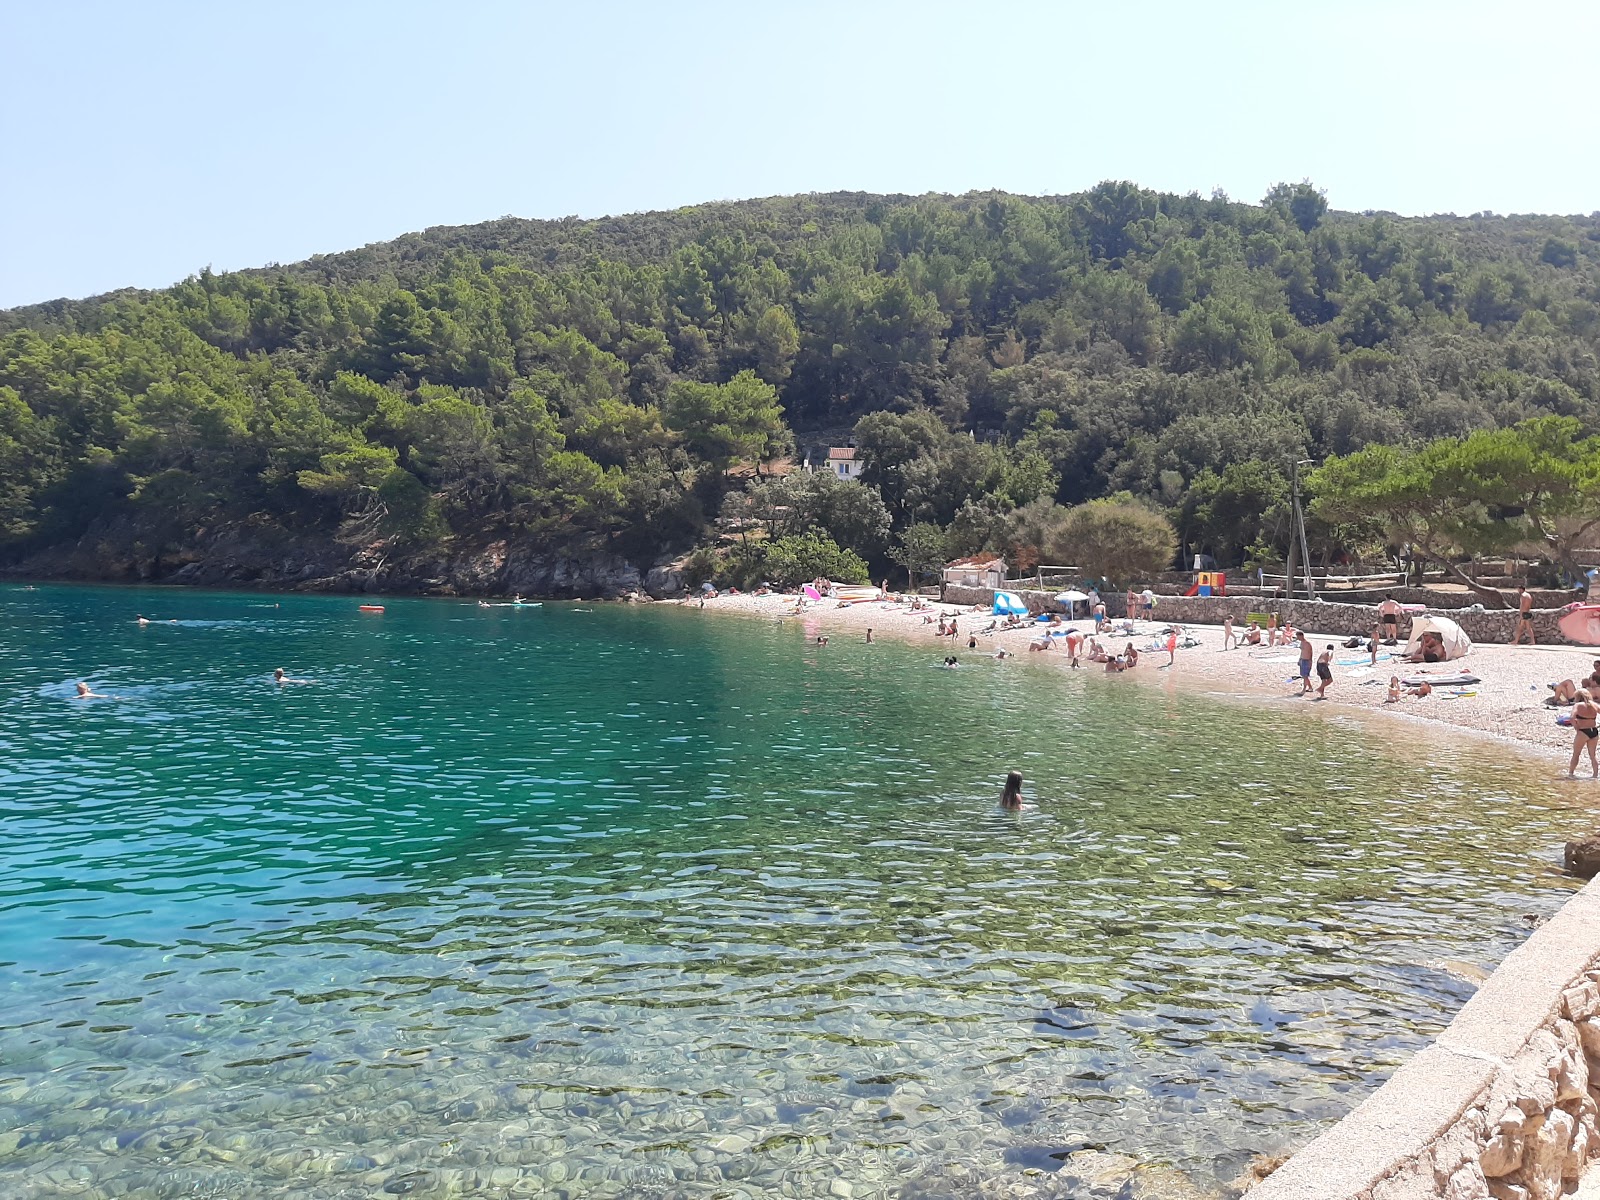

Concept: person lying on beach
[[1407, 633, 1446, 664], [1547, 661, 1600, 705], [274, 668, 313, 685], [1028, 635, 1051, 652], [1387, 676, 1402, 703], [1407, 681, 1433, 698], [74, 682, 110, 699], [1087, 638, 1108, 663]]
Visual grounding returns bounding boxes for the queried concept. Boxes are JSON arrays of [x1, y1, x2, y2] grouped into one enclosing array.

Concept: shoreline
[[686, 589, 1600, 775]]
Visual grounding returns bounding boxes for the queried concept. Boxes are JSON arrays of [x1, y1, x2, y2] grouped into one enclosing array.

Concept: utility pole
[[1290, 458, 1316, 601]]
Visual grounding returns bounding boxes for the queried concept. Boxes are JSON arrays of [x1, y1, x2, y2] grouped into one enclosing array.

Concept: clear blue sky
[[2, 0, 1595, 309]]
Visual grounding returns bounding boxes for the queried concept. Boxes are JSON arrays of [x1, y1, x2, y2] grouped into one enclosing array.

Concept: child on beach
[[1223, 616, 1235, 650], [1315, 645, 1333, 699], [1387, 676, 1402, 703]]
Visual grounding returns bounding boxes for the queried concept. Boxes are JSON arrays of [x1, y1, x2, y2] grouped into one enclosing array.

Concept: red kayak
[[1558, 603, 1600, 645], [358, 605, 385, 613]]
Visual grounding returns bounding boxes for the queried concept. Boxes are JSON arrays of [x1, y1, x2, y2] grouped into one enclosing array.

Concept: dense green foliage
[[3, 183, 1598, 582], [1309, 416, 1600, 597]]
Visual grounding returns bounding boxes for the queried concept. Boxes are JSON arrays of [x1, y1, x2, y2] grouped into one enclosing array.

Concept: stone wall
[[938, 586, 1574, 646], [1248, 877, 1600, 1200]]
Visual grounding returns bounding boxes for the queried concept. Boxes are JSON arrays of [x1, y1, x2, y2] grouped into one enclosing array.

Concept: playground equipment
[[1185, 571, 1227, 598]]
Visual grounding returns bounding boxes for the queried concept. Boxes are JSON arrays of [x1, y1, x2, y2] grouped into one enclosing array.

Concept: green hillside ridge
[[2, 183, 1597, 591]]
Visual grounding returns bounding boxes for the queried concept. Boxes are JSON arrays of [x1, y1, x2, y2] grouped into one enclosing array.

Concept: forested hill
[[2, 183, 1599, 592]]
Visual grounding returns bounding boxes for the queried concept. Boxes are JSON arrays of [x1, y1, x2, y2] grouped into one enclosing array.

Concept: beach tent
[[1055, 589, 1089, 618], [993, 590, 1029, 616], [1403, 614, 1473, 661]]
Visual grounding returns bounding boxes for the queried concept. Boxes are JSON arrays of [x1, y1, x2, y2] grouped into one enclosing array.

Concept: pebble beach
[[690, 590, 1600, 766]]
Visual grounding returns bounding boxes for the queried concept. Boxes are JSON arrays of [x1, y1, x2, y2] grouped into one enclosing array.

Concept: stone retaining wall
[[938, 587, 1573, 646], [1249, 876, 1600, 1200]]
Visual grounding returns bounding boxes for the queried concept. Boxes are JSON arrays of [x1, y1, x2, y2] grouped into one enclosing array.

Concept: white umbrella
[[1056, 590, 1090, 602]]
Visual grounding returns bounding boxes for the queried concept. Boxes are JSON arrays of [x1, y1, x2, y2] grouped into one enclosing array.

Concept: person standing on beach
[[1297, 630, 1315, 695], [1267, 613, 1280, 647], [1315, 644, 1334, 699], [866, 628, 873, 643], [1376, 594, 1402, 644], [1369, 624, 1381, 666], [1569, 690, 1599, 778], [1514, 586, 1536, 645], [1222, 615, 1235, 650]]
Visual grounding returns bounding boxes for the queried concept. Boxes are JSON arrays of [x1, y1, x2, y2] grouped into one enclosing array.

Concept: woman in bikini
[[1569, 690, 1600, 779]]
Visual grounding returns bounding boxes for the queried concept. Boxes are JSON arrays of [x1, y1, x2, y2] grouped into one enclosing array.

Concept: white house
[[827, 446, 862, 481], [942, 556, 1007, 589]]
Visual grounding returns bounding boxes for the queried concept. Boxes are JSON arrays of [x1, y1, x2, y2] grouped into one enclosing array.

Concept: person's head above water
[[75, 682, 89, 696], [1000, 770, 1024, 808], [273, 668, 285, 680]]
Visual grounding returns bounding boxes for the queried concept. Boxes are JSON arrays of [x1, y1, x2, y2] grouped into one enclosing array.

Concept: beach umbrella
[[803, 584, 822, 600], [1055, 589, 1088, 616], [992, 590, 1029, 616], [1559, 603, 1600, 645], [1403, 614, 1473, 661]]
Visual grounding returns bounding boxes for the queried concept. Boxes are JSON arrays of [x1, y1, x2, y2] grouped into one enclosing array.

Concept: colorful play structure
[[1184, 571, 1227, 597]]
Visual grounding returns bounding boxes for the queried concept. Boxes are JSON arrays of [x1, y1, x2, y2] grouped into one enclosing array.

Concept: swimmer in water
[[999, 770, 1024, 810], [273, 667, 313, 685], [136, 614, 150, 627], [74, 682, 110, 699]]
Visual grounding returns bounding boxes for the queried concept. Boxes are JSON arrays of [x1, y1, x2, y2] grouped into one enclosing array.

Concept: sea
[[0, 583, 1581, 1199]]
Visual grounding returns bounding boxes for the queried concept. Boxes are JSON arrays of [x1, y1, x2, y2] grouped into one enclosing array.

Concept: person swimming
[[74, 682, 109, 699], [136, 614, 150, 627], [273, 667, 313, 685], [999, 770, 1024, 810]]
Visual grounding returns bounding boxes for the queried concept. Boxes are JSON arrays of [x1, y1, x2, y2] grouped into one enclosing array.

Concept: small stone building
[[942, 556, 1007, 589]]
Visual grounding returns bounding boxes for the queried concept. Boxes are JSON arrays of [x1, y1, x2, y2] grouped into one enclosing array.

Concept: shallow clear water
[[0, 584, 1582, 1198]]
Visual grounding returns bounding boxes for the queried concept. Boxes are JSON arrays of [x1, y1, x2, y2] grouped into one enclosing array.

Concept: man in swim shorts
[[1297, 630, 1314, 695], [1514, 586, 1535, 645], [1377, 594, 1402, 644]]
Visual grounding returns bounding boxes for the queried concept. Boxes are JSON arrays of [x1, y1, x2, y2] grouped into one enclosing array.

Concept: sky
[[2, 0, 1596, 309]]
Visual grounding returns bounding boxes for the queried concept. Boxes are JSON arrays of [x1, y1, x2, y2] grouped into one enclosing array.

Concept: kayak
[[358, 605, 384, 613]]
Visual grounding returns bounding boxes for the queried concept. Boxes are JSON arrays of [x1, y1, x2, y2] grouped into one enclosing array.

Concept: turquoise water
[[0, 584, 1583, 1199]]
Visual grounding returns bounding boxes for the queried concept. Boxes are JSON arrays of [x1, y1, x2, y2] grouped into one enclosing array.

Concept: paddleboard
[[1401, 673, 1479, 687]]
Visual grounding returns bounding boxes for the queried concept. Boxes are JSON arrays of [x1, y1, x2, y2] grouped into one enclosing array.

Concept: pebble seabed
[[0, 593, 1587, 1200]]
